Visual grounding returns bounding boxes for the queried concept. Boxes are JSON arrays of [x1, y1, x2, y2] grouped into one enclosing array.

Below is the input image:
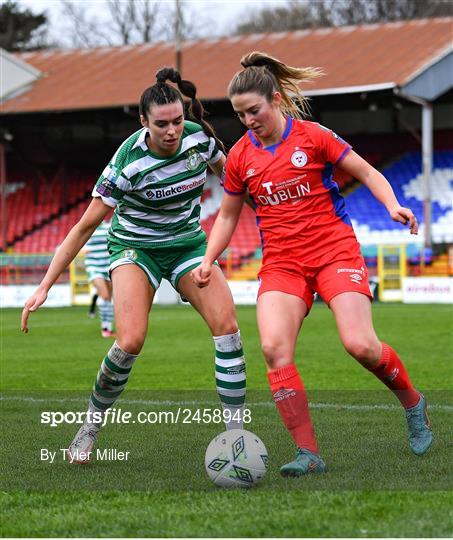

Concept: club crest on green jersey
[[185, 149, 202, 171], [122, 249, 138, 261]]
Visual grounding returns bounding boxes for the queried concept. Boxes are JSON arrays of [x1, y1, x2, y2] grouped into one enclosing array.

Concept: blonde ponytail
[[228, 51, 323, 119]]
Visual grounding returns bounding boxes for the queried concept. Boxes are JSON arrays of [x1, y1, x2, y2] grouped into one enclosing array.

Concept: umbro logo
[[350, 273, 362, 284], [227, 367, 245, 375], [273, 388, 296, 402], [388, 368, 399, 382]]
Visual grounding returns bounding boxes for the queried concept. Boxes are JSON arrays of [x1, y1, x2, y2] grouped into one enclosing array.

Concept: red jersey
[[224, 117, 359, 269]]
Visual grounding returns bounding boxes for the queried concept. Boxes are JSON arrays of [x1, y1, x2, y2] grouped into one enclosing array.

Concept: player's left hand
[[21, 287, 48, 333], [191, 263, 212, 288], [389, 206, 418, 235]]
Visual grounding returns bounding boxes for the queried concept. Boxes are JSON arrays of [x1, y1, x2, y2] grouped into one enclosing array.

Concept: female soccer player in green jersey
[[21, 68, 246, 463], [84, 220, 115, 337]]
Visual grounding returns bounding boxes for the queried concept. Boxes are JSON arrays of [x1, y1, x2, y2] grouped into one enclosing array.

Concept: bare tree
[[107, 0, 136, 45], [133, 0, 160, 42], [55, 0, 213, 49], [234, 0, 452, 34], [58, 1, 114, 48], [58, 0, 163, 48], [158, 0, 214, 41], [334, 0, 452, 25], [332, 0, 371, 26], [235, 1, 318, 33]]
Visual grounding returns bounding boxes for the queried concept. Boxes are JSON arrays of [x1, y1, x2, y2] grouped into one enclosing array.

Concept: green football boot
[[280, 448, 327, 477], [405, 393, 433, 456]]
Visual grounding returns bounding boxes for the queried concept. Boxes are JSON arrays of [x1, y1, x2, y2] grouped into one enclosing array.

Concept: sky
[[20, 0, 288, 47]]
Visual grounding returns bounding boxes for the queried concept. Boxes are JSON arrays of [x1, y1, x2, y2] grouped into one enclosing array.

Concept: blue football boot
[[280, 448, 327, 477], [405, 393, 433, 455]]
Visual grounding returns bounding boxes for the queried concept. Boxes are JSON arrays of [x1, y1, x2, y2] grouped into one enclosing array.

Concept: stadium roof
[[0, 48, 41, 102], [1, 17, 452, 114]]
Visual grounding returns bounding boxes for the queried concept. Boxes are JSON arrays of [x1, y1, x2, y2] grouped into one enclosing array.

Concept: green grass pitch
[[1, 303, 452, 537]]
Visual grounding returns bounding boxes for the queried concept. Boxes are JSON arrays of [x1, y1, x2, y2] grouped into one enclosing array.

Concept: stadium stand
[[202, 205, 261, 266], [12, 200, 88, 253], [2, 19, 451, 275], [200, 175, 224, 222], [201, 176, 262, 268], [10, 174, 261, 257], [8, 153, 452, 261], [5, 169, 94, 246], [349, 151, 453, 246]]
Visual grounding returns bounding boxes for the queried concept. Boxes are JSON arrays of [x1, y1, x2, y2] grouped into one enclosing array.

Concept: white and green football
[[205, 429, 268, 488]]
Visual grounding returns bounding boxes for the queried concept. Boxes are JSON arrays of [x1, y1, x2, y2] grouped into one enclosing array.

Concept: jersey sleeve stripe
[[208, 149, 222, 165], [92, 190, 117, 208], [224, 186, 246, 195], [334, 145, 352, 165]]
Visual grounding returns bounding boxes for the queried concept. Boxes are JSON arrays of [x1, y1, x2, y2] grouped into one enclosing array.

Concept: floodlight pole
[[0, 142, 6, 252], [175, 0, 182, 73], [422, 103, 433, 249], [393, 89, 433, 251]]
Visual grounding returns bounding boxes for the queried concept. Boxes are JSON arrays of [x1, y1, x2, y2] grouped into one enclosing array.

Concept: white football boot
[[66, 423, 100, 464]]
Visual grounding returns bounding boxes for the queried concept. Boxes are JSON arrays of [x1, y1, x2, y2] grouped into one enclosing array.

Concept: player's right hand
[[388, 205, 418, 235], [190, 263, 212, 288], [21, 288, 48, 333]]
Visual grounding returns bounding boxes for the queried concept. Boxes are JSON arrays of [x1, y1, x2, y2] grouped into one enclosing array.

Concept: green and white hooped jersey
[[85, 221, 110, 271], [92, 121, 222, 247]]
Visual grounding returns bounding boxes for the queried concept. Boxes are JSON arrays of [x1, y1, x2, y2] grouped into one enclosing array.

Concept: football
[[204, 429, 268, 488]]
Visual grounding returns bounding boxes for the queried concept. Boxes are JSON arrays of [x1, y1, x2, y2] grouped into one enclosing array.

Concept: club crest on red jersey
[[291, 150, 308, 168]]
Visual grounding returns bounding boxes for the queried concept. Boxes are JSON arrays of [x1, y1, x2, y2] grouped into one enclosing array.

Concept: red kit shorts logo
[[337, 267, 366, 285]]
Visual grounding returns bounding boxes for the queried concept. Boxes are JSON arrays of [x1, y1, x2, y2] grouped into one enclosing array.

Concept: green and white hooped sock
[[87, 341, 138, 428], [214, 330, 246, 430], [98, 298, 114, 331]]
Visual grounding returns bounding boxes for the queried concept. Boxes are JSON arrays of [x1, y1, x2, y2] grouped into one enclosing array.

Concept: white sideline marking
[[0, 395, 452, 411], [2, 321, 94, 330], [1, 315, 186, 330]]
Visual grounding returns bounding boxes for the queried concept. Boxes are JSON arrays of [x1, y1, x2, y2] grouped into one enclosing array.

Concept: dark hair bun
[[156, 67, 182, 85]]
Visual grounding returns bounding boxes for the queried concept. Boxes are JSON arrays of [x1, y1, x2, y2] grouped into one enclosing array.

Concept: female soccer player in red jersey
[[192, 51, 433, 476]]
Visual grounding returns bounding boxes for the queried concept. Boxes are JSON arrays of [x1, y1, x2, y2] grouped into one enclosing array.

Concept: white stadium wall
[[2, 278, 453, 308]]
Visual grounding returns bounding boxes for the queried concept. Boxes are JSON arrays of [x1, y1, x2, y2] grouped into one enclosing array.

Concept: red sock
[[268, 364, 318, 453], [369, 343, 420, 409]]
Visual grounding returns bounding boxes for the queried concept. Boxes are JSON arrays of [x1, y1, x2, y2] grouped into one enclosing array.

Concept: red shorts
[[258, 253, 372, 311]]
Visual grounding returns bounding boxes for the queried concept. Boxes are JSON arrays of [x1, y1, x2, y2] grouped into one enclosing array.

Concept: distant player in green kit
[[84, 220, 115, 337], [21, 68, 247, 463]]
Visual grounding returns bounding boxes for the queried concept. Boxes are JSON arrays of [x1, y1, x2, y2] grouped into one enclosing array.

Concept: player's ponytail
[[139, 68, 182, 115], [174, 70, 226, 154], [228, 51, 323, 119], [140, 67, 225, 153]]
